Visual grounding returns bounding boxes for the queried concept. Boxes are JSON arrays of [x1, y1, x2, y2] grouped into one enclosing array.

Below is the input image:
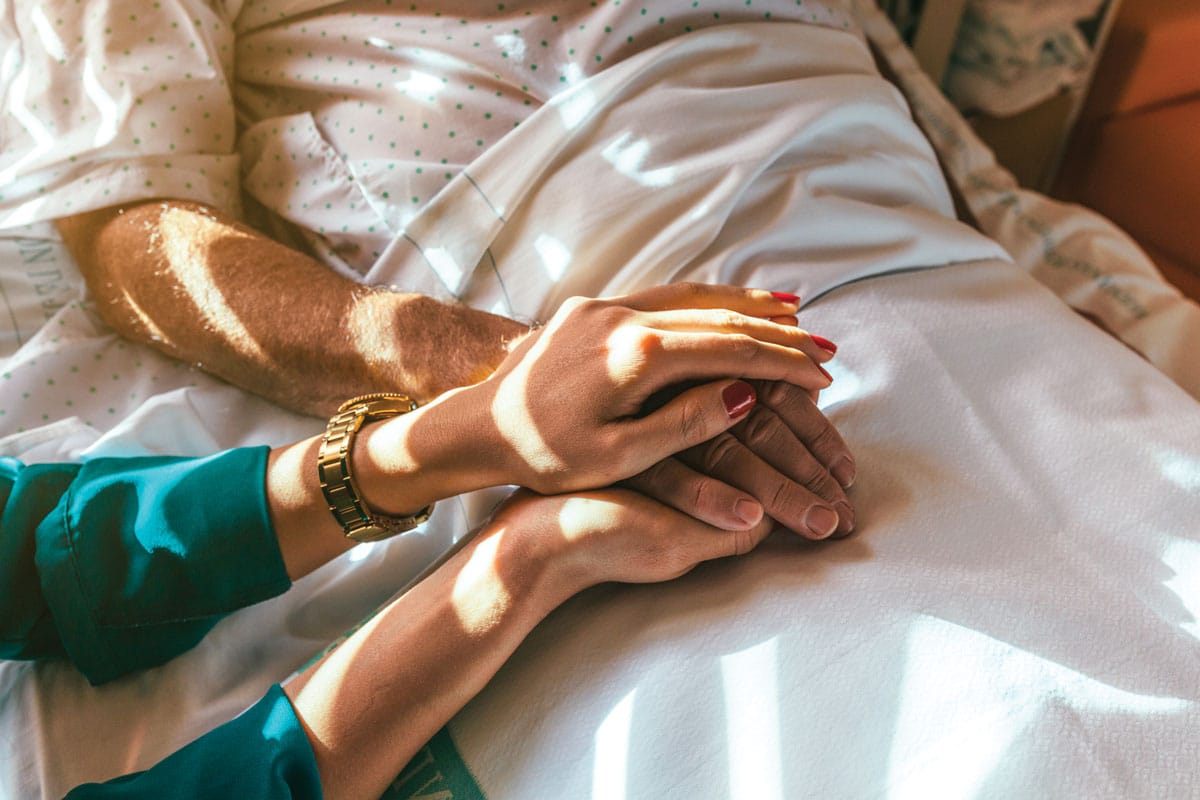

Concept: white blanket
[[2, 15, 1199, 800]]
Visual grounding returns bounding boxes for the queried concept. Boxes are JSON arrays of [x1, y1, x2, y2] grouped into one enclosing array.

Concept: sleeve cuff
[[66, 685, 323, 799], [35, 446, 292, 684]]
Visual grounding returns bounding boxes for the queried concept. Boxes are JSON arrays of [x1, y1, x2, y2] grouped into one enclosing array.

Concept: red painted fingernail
[[818, 365, 833, 383], [722, 381, 755, 419], [811, 335, 838, 354], [771, 291, 800, 304]]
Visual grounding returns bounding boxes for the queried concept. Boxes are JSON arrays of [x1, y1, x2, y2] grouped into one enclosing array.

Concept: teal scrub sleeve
[[0, 447, 293, 685], [65, 684, 323, 799]]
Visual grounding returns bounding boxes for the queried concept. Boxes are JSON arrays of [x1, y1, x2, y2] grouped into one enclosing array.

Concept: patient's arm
[[285, 488, 775, 800], [56, 200, 528, 416]]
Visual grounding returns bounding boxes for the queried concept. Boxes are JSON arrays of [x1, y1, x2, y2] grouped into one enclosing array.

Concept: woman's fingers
[[620, 379, 759, 473], [614, 282, 802, 317], [635, 330, 833, 392], [636, 308, 837, 364], [540, 488, 777, 588]]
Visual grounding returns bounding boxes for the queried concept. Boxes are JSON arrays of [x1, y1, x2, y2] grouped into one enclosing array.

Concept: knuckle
[[676, 395, 710, 444], [759, 380, 794, 409], [802, 465, 843, 504], [766, 478, 798, 517], [718, 309, 743, 329], [628, 459, 669, 492], [700, 433, 742, 474], [727, 333, 759, 360], [739, 408, 784, 451], [688, 474, 721, 517], [807, 419, 843, 454], [731, 527, 758, 557]]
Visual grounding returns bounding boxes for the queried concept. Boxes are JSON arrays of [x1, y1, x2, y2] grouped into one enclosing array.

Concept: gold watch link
[[318, 392, 434, 543]]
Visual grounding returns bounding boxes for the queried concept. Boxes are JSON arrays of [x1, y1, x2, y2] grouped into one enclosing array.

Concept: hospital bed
[[2, 2, 1200, 798]]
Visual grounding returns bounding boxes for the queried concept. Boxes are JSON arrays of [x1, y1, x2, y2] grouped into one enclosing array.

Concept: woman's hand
[[472, 283, 837, 494], [489, 487, 778, 598], [346, 282, 843, 525]]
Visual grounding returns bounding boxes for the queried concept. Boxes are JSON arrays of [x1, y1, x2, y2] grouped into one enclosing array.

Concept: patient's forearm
[[57, 200, 527, 416]]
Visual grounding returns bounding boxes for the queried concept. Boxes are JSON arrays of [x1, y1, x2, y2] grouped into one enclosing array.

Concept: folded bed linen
[[0, 5, 1197, 799]]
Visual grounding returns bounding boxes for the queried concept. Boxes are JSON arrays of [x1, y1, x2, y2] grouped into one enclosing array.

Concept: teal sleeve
[[65, 684, 323, 799], [0, 458, 80, 660], [0, 447, 292, 685]]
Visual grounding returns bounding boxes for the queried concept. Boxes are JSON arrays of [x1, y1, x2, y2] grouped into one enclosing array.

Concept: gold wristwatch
[[318, 392, 434, 542]]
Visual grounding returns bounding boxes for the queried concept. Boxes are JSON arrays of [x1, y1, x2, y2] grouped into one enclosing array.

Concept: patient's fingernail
[[834, 501, 856, 535], [805, 506, 839, 539], [811, 335, 838, 354], [734, 499, 763, 526], [831, 455, 856, 488], [723, 381, 756, 419], [818, 365, 833, 383], [771, 291, 800, 304]]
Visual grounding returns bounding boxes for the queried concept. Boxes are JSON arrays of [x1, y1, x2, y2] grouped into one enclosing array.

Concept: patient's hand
[[624, 379, 855, 540]]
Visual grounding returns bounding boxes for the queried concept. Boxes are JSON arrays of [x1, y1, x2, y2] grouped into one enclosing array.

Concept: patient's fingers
[[681, 432, 849, 540], [622, 457, 764, 531], [750, 380, 855, 488], [729, 406, 854, 535], [617, 282, 801, 317]]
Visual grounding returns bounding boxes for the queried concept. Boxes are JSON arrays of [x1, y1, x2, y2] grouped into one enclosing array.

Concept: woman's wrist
[[351, 383, 514, 517]]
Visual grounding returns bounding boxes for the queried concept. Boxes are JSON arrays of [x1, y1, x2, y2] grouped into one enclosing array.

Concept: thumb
[[631, 379, 755, 457]]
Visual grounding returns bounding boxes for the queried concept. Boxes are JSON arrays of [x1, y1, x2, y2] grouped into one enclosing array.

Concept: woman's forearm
[[56, 200, 527, 416], [283, 515, 572, 800]]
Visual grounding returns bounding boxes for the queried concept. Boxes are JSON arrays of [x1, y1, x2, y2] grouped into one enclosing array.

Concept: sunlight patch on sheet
[[83, 57, 119, 148], [601, 133, 675, 188], [534, 233, 571, 282], [1156, 450, 1200, 492], [886, 617, 1189, 799], [0, 34, 18, 85], [556, 86, 597, 130], [721, 638, 784, 800], [348, 541, 376, 562], [817, 361, 861, 411], [493, 33, 526, 63], [591, 688, 637, 800], [1161, 539, 1200, 638], [559, 62, 586, 89], [30, 6, 67, 62], [0, 63, 54, 188], [393, 70, 446, 104], [423, 246, 465, 290]]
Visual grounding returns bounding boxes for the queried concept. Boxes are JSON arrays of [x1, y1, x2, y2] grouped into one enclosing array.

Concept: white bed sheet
[[0, 9, 1198, 800]]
